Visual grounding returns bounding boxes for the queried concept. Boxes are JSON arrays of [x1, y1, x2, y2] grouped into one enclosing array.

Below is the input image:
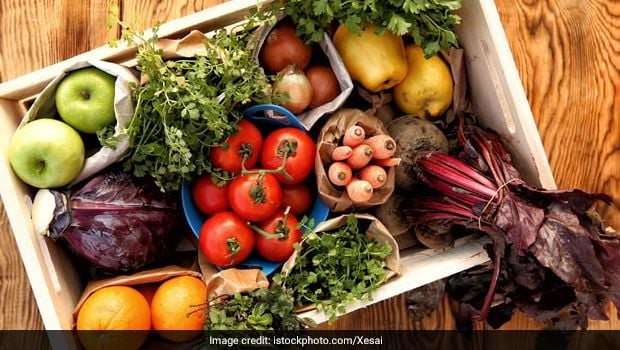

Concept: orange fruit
[[76, 285, 151, 350], [151, 276, 207, 342]]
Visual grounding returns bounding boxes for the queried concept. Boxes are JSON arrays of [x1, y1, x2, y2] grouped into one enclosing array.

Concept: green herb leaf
[[276, 215, 392, 323], [118, 17, 273, 191], [205, 286, 309, 330], [267, 0, 462, 57]]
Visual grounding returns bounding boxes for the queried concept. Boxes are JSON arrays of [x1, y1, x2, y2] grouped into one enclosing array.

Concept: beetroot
[[408, 117, 617, 328]]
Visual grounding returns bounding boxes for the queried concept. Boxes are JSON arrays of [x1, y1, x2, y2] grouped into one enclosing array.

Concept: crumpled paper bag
[[280, 213, 400, 313], [315, 108, 395, 212], [21, 60, 138, 186], [205, 268, 270, 302]]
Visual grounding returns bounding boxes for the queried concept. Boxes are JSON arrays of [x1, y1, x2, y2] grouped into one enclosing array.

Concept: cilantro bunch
[[205, 286, 309, 330], [268, 0, 461, 57], [119, 19, 273, 191], [275, 215, 392, 322]]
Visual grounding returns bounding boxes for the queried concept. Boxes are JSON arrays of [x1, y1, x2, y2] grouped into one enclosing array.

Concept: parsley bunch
[[205, 286, 309, 330], [120, 19, 273, 191], [269, 0, 462, 57], [275, 215, 392, 322]]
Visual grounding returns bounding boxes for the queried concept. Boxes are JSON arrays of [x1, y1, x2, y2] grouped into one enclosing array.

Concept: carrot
[[346, 178, 374, 203], [359, 165, 387, 188], [347, 144, 373, 169], [342, 125, 365, 147], [372, 157, 401, 167], [328, 162, 353, 186], [364, 135, 397, 159], [331, 146, 353, 161]]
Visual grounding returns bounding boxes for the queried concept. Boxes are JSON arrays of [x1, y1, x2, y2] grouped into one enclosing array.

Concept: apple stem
[[80, 90, 91, 100]]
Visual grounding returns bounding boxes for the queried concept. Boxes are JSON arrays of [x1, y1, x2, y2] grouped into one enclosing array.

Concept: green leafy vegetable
[[116, 18, 273, 191], [266, 0, 462, 57], [205, 286, 311, 330], [274, 215, 392, 322]]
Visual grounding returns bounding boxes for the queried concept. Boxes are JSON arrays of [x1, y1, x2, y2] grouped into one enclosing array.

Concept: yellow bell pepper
[[333, 25, 407, 93]]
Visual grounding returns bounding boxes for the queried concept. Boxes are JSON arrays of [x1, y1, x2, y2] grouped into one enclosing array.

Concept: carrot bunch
[[327, 125, 399, 204]]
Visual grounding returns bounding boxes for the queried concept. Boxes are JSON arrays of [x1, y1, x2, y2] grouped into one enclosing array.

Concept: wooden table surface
[[0, 0, 618, 331]]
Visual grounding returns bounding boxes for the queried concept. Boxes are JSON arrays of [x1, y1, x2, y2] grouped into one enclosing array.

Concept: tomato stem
[[241, 140, 295, 182], [248, 173, 268, 205], [226, 237, 242, 265], [248, 206, 291, 240], [249, 223, 286, 240]]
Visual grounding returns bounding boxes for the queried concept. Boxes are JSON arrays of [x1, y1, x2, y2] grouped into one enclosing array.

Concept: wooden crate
[[0, 0, 555, 342]]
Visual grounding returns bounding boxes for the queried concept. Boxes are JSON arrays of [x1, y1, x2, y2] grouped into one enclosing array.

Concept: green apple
[[9, 118, 85, 188], [55, 67, 116, 134]]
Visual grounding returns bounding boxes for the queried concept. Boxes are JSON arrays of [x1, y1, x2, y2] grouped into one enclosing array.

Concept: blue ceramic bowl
[[181, 104, 330, 276]]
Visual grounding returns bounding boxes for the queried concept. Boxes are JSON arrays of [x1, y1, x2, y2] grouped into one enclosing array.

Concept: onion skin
[[306, 65, 340, 108], [260, 22, 312, 74], [274, 65, 313, 114]]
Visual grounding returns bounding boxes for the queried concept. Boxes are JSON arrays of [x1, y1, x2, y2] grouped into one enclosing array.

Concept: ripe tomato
[[281, 183, 313, 215], [191, 175, 229, 216], [199, 212, 254, 268], [261, 128, 316, 185], [210, 119, 263, 173], [255, 210, 302, 262], [228, 172, 283, 222]]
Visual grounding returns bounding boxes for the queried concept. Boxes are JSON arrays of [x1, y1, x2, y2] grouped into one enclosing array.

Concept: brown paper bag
[[315, 109, 396, 212], [280, 213, 400, 312], [158, 30, 211, 59], [71, 265, 202, 329], [441, 48, 471, 123], [137, 30, 214, 85], [205, 268, 269, 302]]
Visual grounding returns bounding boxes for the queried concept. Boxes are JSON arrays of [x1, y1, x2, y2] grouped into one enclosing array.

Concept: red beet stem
[[427, 152, 498, 191], [424, 175, 492, 207], [419, 156, 498, 200]]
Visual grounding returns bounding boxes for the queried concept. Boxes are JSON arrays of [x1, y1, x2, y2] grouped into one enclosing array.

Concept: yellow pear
[[333, 24, 408, 92], [393, 45, 453, 118]]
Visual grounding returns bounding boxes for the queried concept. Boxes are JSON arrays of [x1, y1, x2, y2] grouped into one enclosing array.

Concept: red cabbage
[[36, 170, 181, 273]]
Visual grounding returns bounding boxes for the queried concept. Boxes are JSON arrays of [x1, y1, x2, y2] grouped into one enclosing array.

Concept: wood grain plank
[[0, 0, 118, 331], [121, 0, 225, 31], [495, 0, 620, 230], [0, 201, 44, 330], [491, 0, 620, 330], [0, 0, 119, 81], [0, 0, 58, 81]]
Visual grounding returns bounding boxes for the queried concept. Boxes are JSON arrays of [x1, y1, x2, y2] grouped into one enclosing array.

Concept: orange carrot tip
[[331, 146, 353, 161], [359, 165, 387, 189], [372, 157, 401, 167], [328, 161, 353, 187], [346, 178, 374, 203], [343, 125, 366, 147], [347, 144, 373, 170], [364, 135, 397, 160]]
